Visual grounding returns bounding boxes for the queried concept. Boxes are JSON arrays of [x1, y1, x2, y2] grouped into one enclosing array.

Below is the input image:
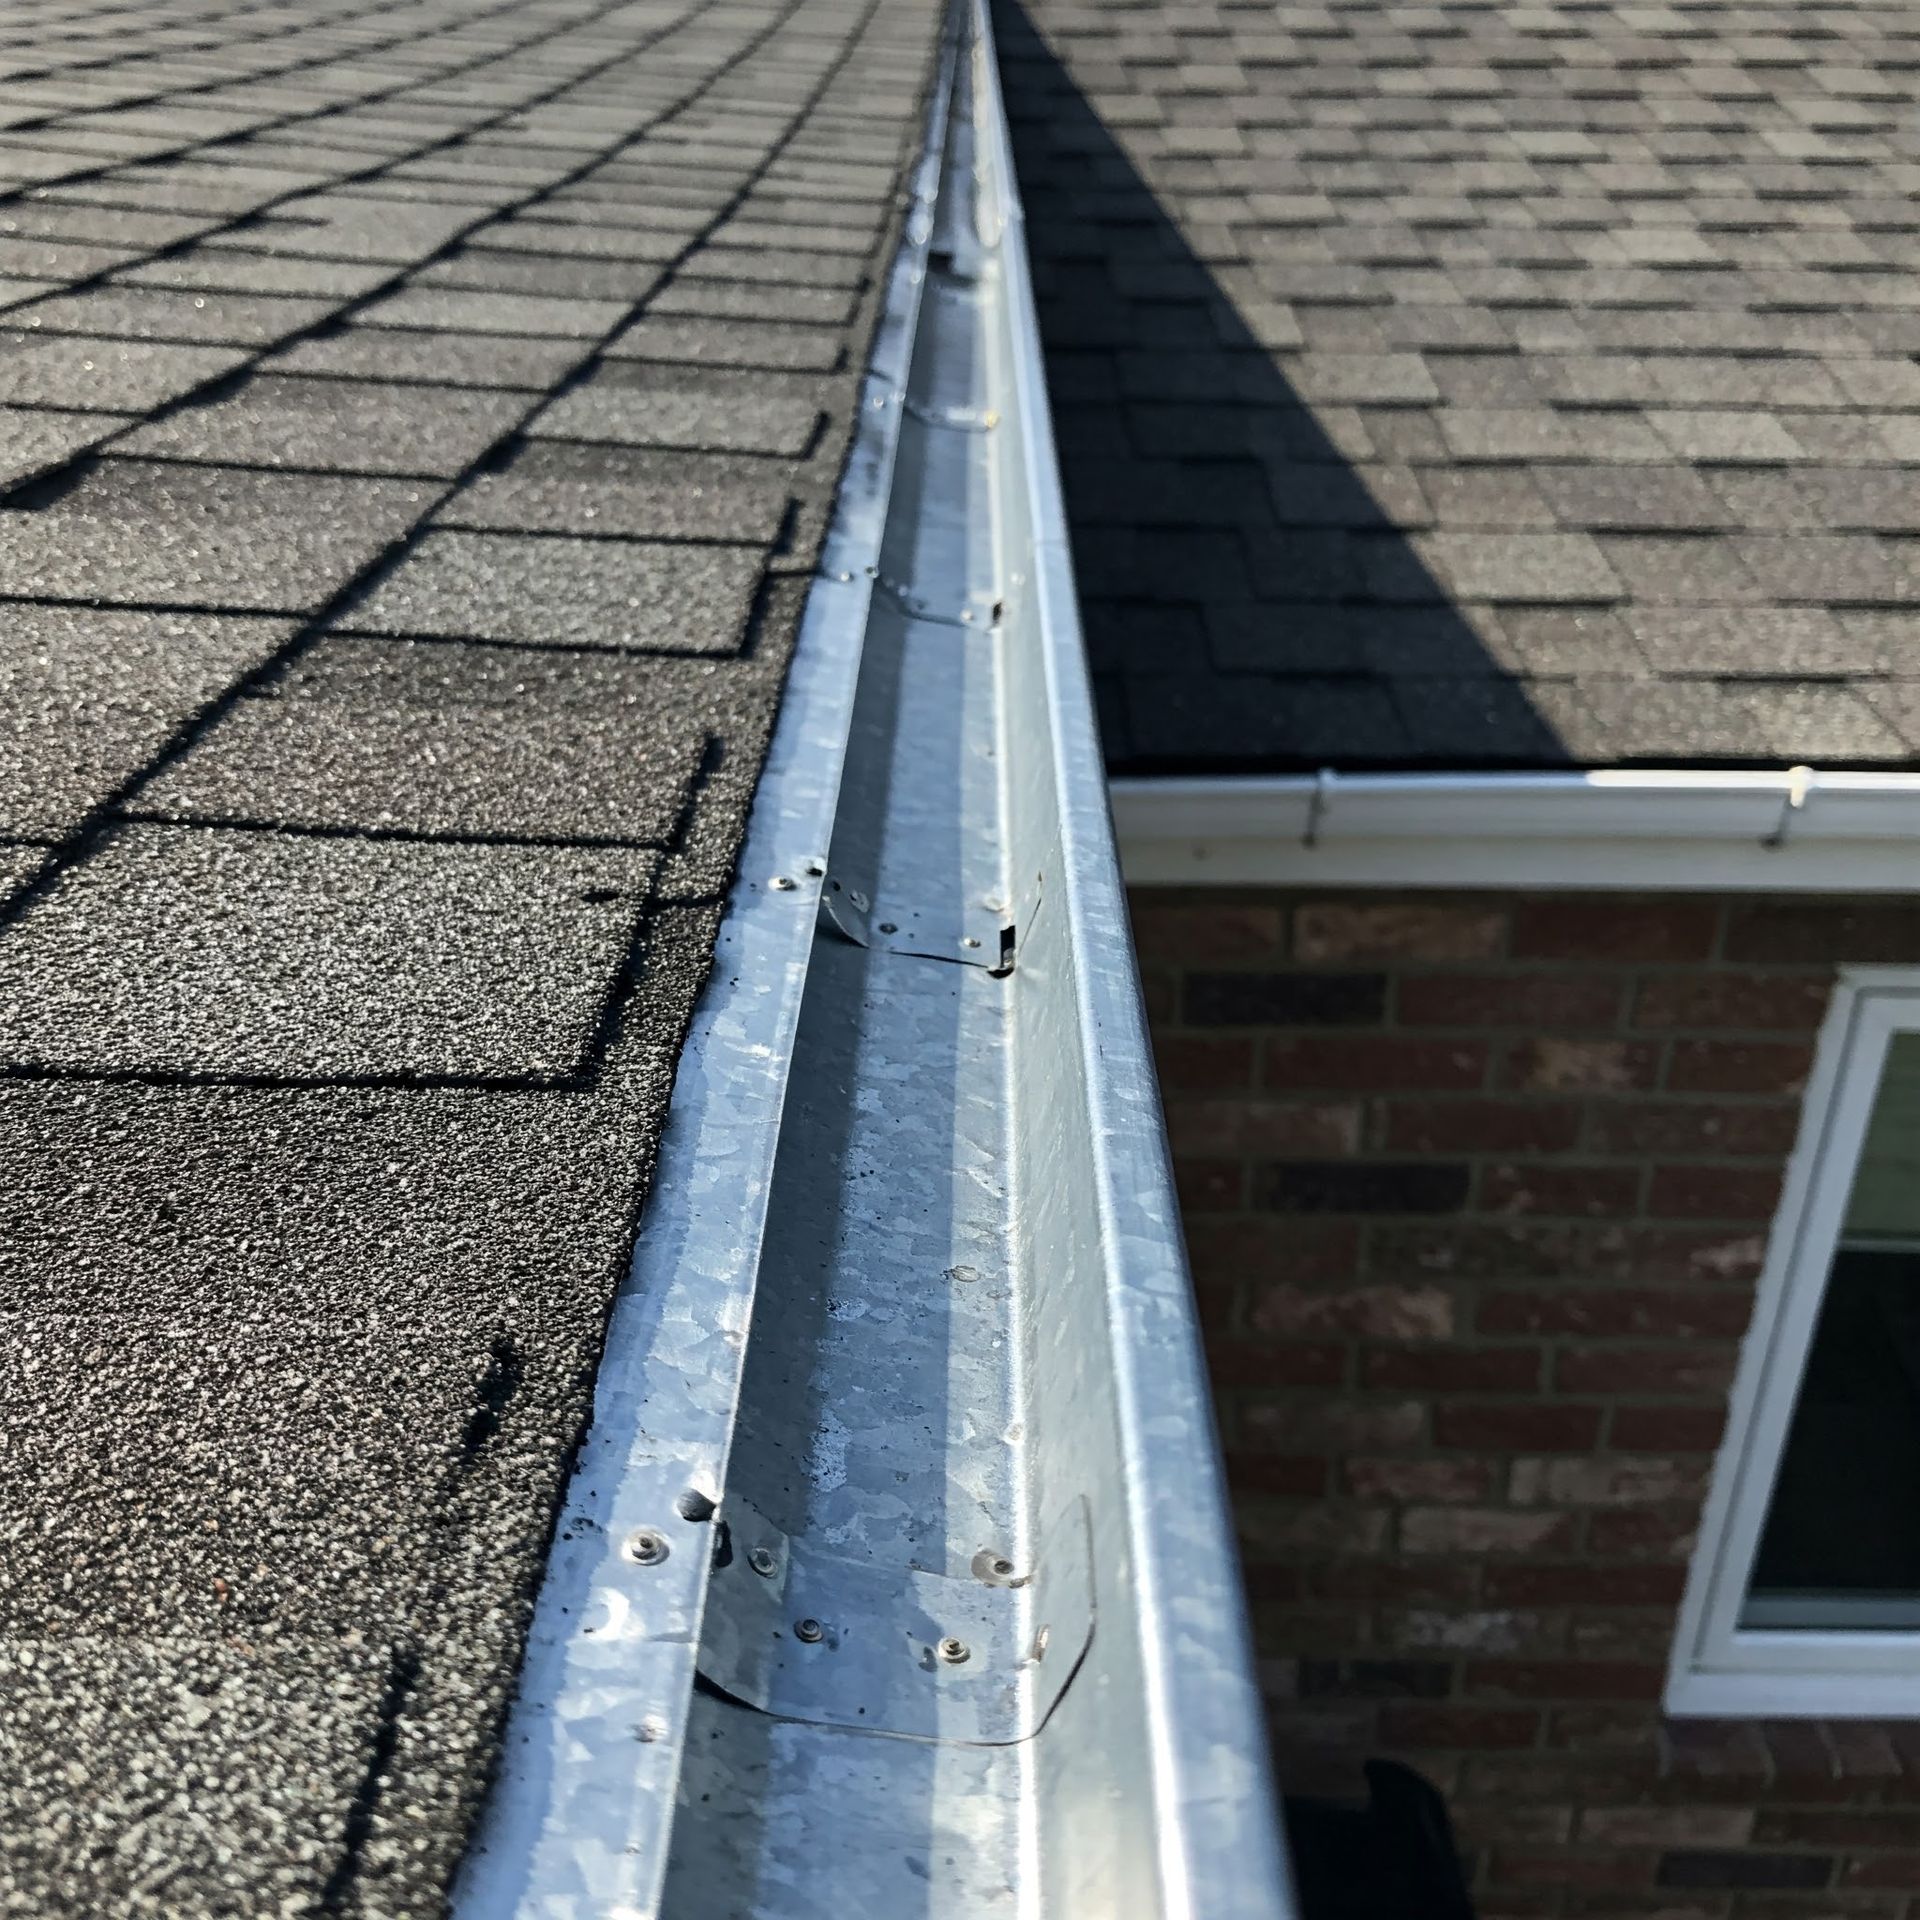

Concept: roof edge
[[1111, 767, 1920, 894]]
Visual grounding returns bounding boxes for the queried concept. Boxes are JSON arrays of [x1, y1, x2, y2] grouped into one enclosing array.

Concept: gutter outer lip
[[1111, 764, 1920, 846]]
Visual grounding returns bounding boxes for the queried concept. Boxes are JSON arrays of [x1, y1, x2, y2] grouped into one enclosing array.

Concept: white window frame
[[1669, 967, 1920, 1719]]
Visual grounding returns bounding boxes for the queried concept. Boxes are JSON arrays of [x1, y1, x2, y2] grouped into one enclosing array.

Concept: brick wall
[[1135, 885, 1920, 1916]]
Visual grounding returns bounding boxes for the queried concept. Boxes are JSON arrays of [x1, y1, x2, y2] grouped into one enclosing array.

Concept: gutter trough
[[455, 4, 1293, 1914]]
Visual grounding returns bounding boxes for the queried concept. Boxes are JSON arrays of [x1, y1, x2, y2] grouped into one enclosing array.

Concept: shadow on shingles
[[994, 0, 1576, 775]]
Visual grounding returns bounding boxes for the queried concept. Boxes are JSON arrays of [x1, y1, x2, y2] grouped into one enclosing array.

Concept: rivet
[[625, 1529, 669, 1566], [794, 1617, 825, 1644], [878, 921, 898, 935], [937, 1636, 970, 1665], [748, 1546, 778, 1578], [961, 936, 981, 949], [769, 874, 796, 891]]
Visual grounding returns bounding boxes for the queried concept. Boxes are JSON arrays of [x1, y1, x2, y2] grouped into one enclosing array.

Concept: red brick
[[1667, 1039, 1813, 1095], [1294, 900, 1507, 963], [1399, 972, 1625, 1029], [1435, 1402, 1604, 1451], [1238, 1503, 1390, 1557], [1346, 1456, 1494, 1502], [1250, 1280, 1453, 1339], [1244, 1396, 1425, 1449], [1629, 1227, 1768, 1285], [1453, 1803, 1575, 1848], [1513, 898, 1719, 963], [1491, 1848, 1659, 1889], [1259, 1159, 1470, 1215], [1755, 1812, 1920, 1849], [1151, 1032, 1256, 1092], [1479, 1288, 1754, 1338], [1579, 1808, 1754, 1847], [1206, 1338, 1347, 1387], [1587, 1510, 1700, 1558], [1725, 900, 1920, 964], [1312, 1561, 1480, 1605], [1373, 1220, 1636, 1282], [1587, 1100, 1799, 1158], [1361, 1344, 1544, 1392], [1383, 1097, 1584, 1153], [1547, 1703, 1663, 1748], [1633, 971, 1831, 1031], [1242, 1563, 1304, 1602], [1826, 1721, 1904, 1781], [1658, 1719, 1770, 1783], [1174, 1157, 1244, 1211], [1186, 1217, 1361, 1289], [1467, 1660, 1665, 1702], [1481, 1162, 1642, 1217], [1657, 1848, 1835, 1890], [1165, 1096, 1361, 1156], [1385, 1606, 1562, 1654], [1647, 1164, 1783, 1221], [1380, 1703, 1544, 1749], [1609, 1405, 1726, 1451], [1841, 1854, 1920, 1889], [1266, 1032, 1490, 1092], [1186, 970, 1386, 1027], [1131, 896, 1284, 963], [1555, 1345, 1740, 1395], [1401, 1508, 1576, 1555], [1485, 1563, 1686, 1606], [1224, 1451, 1329, 1497], [1504, 1036, 1660, 1093], [1509, 1456, 1708, 1508]]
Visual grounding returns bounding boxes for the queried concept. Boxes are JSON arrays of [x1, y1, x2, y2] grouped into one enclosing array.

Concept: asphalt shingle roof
[[0, 0, 939, 1911], [999, 0, 1920, 773]]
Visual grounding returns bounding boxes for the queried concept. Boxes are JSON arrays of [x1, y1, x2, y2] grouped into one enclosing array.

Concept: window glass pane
[[1744, 1034, 1920, 1631]]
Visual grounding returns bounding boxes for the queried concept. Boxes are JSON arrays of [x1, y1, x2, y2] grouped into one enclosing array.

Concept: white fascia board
[[1111, 768, 1920, 893]]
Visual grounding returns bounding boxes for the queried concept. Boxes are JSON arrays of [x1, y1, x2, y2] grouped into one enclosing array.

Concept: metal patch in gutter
[[456, 4, 1293, 1913]]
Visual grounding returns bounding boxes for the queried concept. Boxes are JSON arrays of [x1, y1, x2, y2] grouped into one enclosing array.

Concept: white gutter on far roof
[[1111, 767, 1920, 892]]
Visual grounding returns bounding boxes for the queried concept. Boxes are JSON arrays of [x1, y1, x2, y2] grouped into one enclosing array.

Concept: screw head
[[937, 1636, 970, 1665], [960, 936, 982, 949], [625, 1529, 669, 1566], [769, 874, 796, 892], [877, 921, 898, 935], [748, 1546, 778, 1578], [794, 1617, 825, 1644]]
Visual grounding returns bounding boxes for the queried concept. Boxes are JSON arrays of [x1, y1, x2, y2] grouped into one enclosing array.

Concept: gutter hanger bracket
[[697, 1494, 1094, 1746], [1302, 766, 1337, 848], [819, 873, 1020, 974], [1763, 764, 1816, 848]]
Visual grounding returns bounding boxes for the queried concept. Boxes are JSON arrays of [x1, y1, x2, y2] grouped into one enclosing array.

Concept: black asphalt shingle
[[0, 824, 659, 1080], [336, 528, 768, 650], [0, 0, 941, 1912], [119, 372, 529, 475]]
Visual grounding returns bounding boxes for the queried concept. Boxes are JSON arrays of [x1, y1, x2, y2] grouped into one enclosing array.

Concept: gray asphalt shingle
[[1005, 0, 1920, 769]]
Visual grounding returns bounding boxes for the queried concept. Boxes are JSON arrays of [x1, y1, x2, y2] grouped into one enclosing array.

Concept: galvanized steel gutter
[[454, 3, 1294, 1913]]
